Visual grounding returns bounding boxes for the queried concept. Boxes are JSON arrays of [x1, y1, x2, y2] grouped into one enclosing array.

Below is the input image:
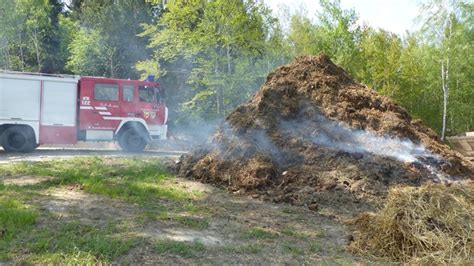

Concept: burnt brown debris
[[177, 54, 473, 219]]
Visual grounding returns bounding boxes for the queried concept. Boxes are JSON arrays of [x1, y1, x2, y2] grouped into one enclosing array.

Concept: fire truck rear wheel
[[1, 126, 36, 153], [118, 128, 147, 152]]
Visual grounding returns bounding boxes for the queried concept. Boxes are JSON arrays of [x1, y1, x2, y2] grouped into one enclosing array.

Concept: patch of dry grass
[[349, 184, 473, 264]]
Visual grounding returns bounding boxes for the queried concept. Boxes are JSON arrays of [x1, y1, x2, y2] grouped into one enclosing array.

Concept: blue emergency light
[[146, 75, 155, 82]]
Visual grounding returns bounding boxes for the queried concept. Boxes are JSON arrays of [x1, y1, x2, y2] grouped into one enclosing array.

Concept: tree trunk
[[440, 15, 453, 141], [110, 53, 114, 77], [441, 61, 448, 141], [3, 39, 11, 69], [224, 45, 232, 117], [215, 56, 221, 117], [19, 32, 25, 71], [31, 27, 41, 72]]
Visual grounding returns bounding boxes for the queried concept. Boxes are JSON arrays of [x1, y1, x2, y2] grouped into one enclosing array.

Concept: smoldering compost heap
[[177, 54, 473, 218]]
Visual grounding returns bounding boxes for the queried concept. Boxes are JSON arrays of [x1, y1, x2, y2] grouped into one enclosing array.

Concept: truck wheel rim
[[9, 133, 26, 149], [129, 134, 143, 146]]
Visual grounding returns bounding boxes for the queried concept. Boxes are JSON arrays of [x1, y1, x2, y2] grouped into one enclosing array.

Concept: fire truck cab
[[0, 71, 167, 153]]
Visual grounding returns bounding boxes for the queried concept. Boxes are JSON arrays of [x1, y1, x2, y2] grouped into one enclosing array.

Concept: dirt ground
[[0, 156, 368, 264]]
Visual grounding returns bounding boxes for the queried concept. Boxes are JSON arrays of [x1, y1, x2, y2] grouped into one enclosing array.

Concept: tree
[[418, 0, 465, 140], [0, 0, 25, 70], [358, 28, 402, 97], [315, 0, 362, 75], [41, 0, 64, 73], [139, 0, 283, 121], [65, 0, 155, 78], [287, 10, 321, 55], [286, 0, 362, 76], [66, 28, 112, 76], [0, 0, 72, 73]]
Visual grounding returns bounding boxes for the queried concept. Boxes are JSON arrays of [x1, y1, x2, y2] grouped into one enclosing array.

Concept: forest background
[[0, 0, 472, 139]]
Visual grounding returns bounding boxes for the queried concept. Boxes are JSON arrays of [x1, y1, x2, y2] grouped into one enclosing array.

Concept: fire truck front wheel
[[1, 126, 37, 153], [118, 128, 147, 152]]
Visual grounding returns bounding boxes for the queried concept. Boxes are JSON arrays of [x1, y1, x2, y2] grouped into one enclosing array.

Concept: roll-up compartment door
[[0, 78, 40, 121], [41, 81, 77, 126]]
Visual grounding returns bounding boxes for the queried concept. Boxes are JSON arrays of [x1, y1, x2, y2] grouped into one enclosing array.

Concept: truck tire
[[118, 128, 147, 152], [1, 126, 37, 153]]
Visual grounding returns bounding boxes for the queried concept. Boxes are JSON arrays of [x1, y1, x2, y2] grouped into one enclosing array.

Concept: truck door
[[137, 85, 164, 125], [118, 83, 139, 118], [79, 80, 120, 140]]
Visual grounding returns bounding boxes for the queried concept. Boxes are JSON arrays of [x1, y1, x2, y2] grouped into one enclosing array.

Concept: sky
[[265, 0, 421, 35]]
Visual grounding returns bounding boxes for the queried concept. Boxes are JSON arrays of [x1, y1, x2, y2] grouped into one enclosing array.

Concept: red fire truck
[[0, 71, 168, 152]]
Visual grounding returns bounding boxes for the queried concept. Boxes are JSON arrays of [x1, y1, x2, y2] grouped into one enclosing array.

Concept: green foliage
[[288, 1, 362, 73], [1, 0, 472, 135], [66, 28, 111, 76], [285, 0, 473, 135], [358, 28, 403, 96], [139, 0, 291, 121], [0, 0, 69, 72], [66, 0, 155, 78]]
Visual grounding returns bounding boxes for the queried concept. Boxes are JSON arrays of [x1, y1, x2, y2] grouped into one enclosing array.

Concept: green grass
[[280, 227, 310, 239], [282, 242, 304, 256], [243, 227, 278, 239], [0, 157, 198, 204], [0, 198, 37, 241], [31, 223, 134, 262], [174, 216, 209, 229], [0, 157, 362, 264], [5, 221, 136, 264], [0, 157, 199, 263], [156, 212, 210, 229], [309, 241, 323, 253], [154, 240, 205, 257], [28, 249, 99, 265]]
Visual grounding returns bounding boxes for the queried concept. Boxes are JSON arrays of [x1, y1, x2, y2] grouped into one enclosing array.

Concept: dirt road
[[0, 147, 186, 164]]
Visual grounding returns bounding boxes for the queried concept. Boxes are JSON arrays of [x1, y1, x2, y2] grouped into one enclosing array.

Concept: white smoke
[[199, 109, 451, 181], [308, 115, 434, 163], [278, 113, 450, 181]]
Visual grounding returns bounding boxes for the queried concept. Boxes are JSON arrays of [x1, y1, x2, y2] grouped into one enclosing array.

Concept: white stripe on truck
[[102, 117, 123, 120]]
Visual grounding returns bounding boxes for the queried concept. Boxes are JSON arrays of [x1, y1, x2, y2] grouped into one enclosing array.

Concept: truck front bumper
[[149, 125, 168, 140]]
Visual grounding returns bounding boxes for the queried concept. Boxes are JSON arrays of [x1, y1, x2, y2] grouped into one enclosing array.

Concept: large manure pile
[[177, 54, 473, 218]]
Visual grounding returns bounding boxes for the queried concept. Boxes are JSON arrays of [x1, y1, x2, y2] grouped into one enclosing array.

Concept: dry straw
[[350, 183, 473, 264]]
